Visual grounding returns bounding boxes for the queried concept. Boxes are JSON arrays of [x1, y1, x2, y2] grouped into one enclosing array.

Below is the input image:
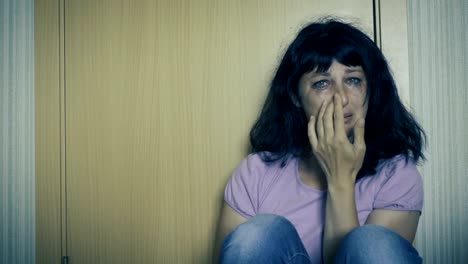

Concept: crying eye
[[312, 80, 329, 90], [346, 77, 362, 86]]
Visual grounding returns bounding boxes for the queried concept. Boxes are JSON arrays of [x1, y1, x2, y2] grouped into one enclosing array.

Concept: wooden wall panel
[[35, 0, 62, 263], [379, 0, 410, 105], [63, 1, 372, 263]]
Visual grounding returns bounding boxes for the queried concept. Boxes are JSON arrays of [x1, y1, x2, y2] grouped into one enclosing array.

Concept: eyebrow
[[308, 72, 330, 77], [345, 68, 364, 73], [308, 68, 364, 78]]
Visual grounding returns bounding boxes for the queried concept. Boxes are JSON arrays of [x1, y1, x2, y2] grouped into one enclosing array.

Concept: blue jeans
[[220, 214, 422, 264]]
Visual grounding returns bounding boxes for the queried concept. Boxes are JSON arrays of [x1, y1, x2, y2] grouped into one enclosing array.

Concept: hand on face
[[307, 93, 366, 188]]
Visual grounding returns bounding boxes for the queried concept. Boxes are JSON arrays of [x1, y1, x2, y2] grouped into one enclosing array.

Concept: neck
[[299, 154, 328, 189]]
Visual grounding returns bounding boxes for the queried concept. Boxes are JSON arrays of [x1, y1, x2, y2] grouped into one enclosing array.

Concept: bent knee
[[340, 225, 409, 251], [221, 214, 297, 260], [335, 225, 422, 263], [347, 225, 408, 244], [223, 214, 294, 246]]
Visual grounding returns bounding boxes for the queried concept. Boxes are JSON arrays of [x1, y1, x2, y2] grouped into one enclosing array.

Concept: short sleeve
[[224, 154, 265, 218], [373, 156, 424, 212]]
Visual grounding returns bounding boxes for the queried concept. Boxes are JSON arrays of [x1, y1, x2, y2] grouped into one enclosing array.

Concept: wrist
[[327, 173, 356, 190], [327, 177, 355, 194]]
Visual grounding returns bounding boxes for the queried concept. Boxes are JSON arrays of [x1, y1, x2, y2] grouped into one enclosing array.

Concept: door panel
[[63, 1, 372, 263], [35, 0, 62, 263]]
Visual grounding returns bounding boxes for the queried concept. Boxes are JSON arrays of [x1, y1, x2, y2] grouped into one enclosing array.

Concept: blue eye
[[347, 77, 362, 86], [312, 80, 329, 89]]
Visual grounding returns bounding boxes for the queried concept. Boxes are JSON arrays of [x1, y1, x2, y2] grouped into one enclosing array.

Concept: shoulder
[[232, 152, 291, 182], [375, 155, 421, 182], [224, 152, 296, 217], [235, 152, 269, 175], [369, 155, 424, 211]]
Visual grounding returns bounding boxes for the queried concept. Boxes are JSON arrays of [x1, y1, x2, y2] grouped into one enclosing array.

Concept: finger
[[323, 99, 334, 140], [333, 93, 346, 138], [308, 115, 318, 149], [316, 100, 327, 140], [353, 118, 366, 156]]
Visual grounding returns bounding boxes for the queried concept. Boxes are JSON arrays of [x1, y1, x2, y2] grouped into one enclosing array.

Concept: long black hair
[[249, 18, 426, 179]]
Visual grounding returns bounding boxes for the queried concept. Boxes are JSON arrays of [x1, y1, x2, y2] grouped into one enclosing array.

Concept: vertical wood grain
[[35, 0, 62, 263], [379, 0, 410, 105], [62, 1, 373, 263], [0, 0, 35, 263], [408, 0, 468, 263]]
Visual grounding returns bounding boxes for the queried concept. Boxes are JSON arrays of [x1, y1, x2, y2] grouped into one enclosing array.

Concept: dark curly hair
[[249, 18, 426, 179]]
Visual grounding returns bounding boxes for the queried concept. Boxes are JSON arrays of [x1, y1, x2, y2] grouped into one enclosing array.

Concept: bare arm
[[309, 95, 421, 263], [308, 94, 366, 263], [323, 199, 421, 263], [323, 185, 360, 264], [366, 209, 420, 242], [213, 202, 247, 263]]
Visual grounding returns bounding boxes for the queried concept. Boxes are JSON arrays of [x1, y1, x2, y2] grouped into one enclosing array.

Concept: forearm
[[323, 183, 359, 264]]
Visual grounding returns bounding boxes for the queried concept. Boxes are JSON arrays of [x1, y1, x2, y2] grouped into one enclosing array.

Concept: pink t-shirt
[[224, 153, 423, 264]]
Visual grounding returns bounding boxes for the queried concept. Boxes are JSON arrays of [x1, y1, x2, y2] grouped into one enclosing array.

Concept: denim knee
[[221, 214, 295, 258], [334, 224, 422, 264], [220, 214, 310, 264]]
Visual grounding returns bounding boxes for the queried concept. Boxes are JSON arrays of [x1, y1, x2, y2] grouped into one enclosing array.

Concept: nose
[[336, 85, 349, 107]]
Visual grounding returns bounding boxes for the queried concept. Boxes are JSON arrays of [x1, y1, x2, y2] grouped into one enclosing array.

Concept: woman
[[214, 18, 426, 264]]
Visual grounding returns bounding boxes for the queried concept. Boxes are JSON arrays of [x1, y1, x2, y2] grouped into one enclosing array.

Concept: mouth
[[344, 113, 353, 123]]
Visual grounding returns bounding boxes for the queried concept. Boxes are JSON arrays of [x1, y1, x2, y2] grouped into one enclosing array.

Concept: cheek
[[362, 102, 369, 117], [302, 94, 329, 117], [350, 91, 368, 109]]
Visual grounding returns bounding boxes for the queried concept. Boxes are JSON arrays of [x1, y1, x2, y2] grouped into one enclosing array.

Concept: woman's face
[[298, 60, 368, 137]]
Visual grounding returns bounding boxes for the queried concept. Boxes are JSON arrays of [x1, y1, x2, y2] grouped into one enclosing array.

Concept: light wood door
[[37, 0, 375, 263]]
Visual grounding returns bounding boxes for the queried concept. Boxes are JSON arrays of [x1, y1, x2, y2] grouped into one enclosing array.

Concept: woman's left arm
[[365, 209, 420, 242]]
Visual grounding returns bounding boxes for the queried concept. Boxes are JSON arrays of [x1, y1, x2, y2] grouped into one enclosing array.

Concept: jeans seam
[[287, 253, 311, 264]]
